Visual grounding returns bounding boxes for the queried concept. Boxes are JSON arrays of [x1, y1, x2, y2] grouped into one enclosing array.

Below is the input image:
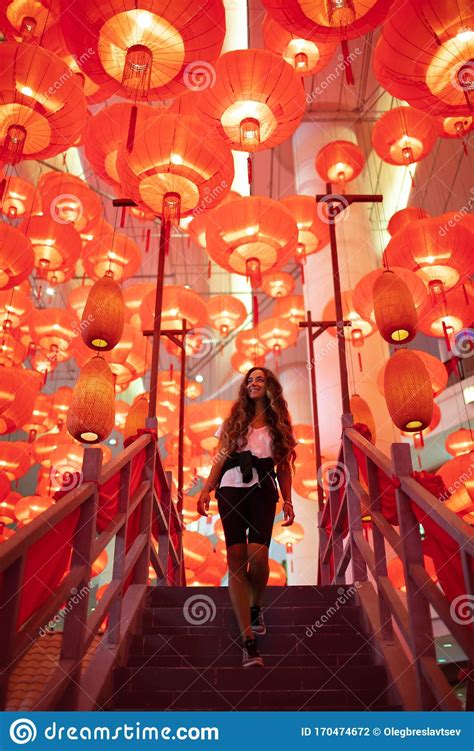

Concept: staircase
[[109, 585, 401, 711]]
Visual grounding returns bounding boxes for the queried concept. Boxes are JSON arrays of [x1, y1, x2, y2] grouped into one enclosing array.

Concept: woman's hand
[[197, 489, 211, 517], [282, 500, 295, 527]]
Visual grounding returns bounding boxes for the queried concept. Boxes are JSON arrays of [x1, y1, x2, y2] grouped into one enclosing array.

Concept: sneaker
[[242, 637, 264, 668], [250, 605, 266, 635]]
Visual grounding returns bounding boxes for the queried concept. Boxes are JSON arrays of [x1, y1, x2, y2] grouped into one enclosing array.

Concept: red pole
[[148, 218, 170, 419], [305, 310, 324, 512], [177, 319, 187, 516]]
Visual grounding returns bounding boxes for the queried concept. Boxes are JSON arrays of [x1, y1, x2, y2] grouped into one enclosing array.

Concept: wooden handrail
[[319, 415, 473, 712]]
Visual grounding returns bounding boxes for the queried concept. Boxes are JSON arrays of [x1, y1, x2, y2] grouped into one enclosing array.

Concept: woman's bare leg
[[247, 543, 270, 607], [226, 543, 253, 640]]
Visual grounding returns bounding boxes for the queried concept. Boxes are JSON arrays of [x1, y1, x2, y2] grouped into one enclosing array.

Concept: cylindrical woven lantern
[[0, 223, 34, 289], [353, 266, 426, 322], [315, 140, 364, 188], [67, 357, 115, 443], [81, 276, 125, 351], [373, 270, 418, 344], [384, 350, 433, 432], [377, 349, 447, 399]]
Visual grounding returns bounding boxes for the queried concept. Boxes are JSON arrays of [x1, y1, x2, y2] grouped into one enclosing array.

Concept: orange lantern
[[353, 267, 427, 323], [438, 453, 474, 514], [195, 552, 226, 586], [124, 396, 149, 441], [323, 290, 376, 347], [262, 13, 337, 77], [186, 400, 233, 451], [186, 191, 242, 250], [22, 392, 55, 440], [51, 386, 73, 427], [123, 282, 155, 329], [235, 327, 268, 360], [0, 441, 33, 480], [260, 271, 295, 299], [384, 350, 433, 432], [15, 495, 52, 525], [0, 175, 38, 219], [183, 530, 212, 572], [21, 214, 82, 280], [38, 172, 103, 233], [272, 519, 304, 553], [446, 429, 474, 457], [0, 0, 57, 41], [315, 140, 364, 190], [91, 549, 108, 578], [60, 0, 226, 101], [294, 442, 314, 472], [199, 49, 305, 153], [117, 112, 233, 222], [29, 307, 79, 362], [181, 495, 201, 526], [139, 285, 207, 333], [207, 295, 247, 337], [0, 223, 34, 289], [350, 394, 376, 443], [0, 331, 27, 367], [387, 207, 430, 237], [388, 555, 437, 592], [374, 0, 474, 116], [372, 106, 437, 167], [384, 217, 472, 297], [206, 196, 298, 287], [33, 428, 68, 468], [0, 367, 41, 434], [275, 295, 306, 326], [377, 349, 447, 399], [82, 224, 141, 282], [81, 276, 125, 352], [67, 357, 116, 444], [417, 287, 474, 340], [292, 460, 319, 501], [401, 402, 441, 448], [257, 318, 299, 356], [268, 558, 287, 586], [68, 283, 94, 320], [294, 424, 315, 449], [280, 195, 330, 260], [437, 116, 473, 147], [0, 42, 87, 165], [0, 285, 33, 331], [372, 270, 418, 344], [230, 351, 266, 375]]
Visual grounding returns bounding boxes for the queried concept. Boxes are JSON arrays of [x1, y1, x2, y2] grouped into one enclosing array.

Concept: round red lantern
[[123, 283, 155, 329], [257, 318, 299, 356], [262, 13, 337, 77], [268, 558, 287, 586], [183, 530, 212, 572], [276, 295, 306, 326], [38, 172, 103, 234], [230, 351, 266, 375], [207, 295, 247, 337], [139, 285, 207, 333], [387, 207, 430, 237], [417, 287, 473, 339], [315, 140, 364, 190], [68, 283, 94, 320], [82, 223, 141, 282], [0, 0, 57, 41], [29, 307, 79, 362], [372, 107, 437, 167], [0, 175, 38, 219], [445, 429, 474, 457], [323, 290, 376, 347], [235, 327, 268, 360], [186, 400, 233, 450], [0, 285, 33, 330], [0, 331, 27, 367], [0, 367, 42, 435], [0, 440, 33, 480], [280, 195, 329, 260], [0, 223, 34, 289], [260, 271, 296, 299], [21, 214, 82, 280]]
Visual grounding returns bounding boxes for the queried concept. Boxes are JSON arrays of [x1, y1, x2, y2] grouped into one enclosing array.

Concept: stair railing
[[319, 414, 474, 712], [0, 431, 183, 711]]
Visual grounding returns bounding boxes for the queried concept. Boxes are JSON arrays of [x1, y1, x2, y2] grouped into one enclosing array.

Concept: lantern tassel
[[208, 260, 212, 279], [341, 40, 355, 85], [0, 178, 5, 202], [247, 155, 252, 186], [358, 352, 363, 372], [126, 105, 138, 153], [120, 206, 126, 228], [145, 228, 151, 253], [252, 294, 259, 326], [463, 284, 469, 305], [300, 262, 305, 284]]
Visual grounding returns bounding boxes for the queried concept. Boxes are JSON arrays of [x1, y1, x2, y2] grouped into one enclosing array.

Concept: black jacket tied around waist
[[219, 450, 276, 486]]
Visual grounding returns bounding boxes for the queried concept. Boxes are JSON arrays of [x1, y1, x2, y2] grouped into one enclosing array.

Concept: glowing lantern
[[268, 558, 287, 586], [260, 272, 295, 299], [0, 175, 37, 219], [0, 366, 41, 434], [294, 442, 314, 471], [417, 287, 474, 340], [257, 318, 299, 356], [437, 116, 473, 148], [117, 112, 233, 223], [350, 394, 376, 443], [374, 0, 474, 115], [387, 207, 430, 237], [438, 453, 474, 514], [388, 555, 437, 593], [183, 530, 212, 572], [292, 461, 319, 501], [384, 350, 433, 432], [21, 214, 82, 280], [353, 267, 426, 323], [207, 295, 247, 337], [323, 290, 376, 347], [186, 400, 233, 450], [401, 402, 441, 449], [231, 351, 266, 375], [276, 295, 306, 326], [315, 140, 364, 190], [38, 172, 103, 233], [67, 357, 116, 444], [0, 223, 34, 289], [123, 283, 155, 329], [33, 429, 67, 467], [139, 285, 207, 333], [378, 350, 447, 399], [91, 549, 108, 578], [51, 386, 73, 427], [280, 195, 329, 260], [262, 13, 337, 76], [446, 429, 474, 457], [0, 285, 33, 331], [186, 191, 242, 250], [372, 270, 418, 344], [124, 396, 148, 441], [198, 49, 305, 152], [372, 107, 437, 167], [0, 331, 27, 367], [235, 327, 268, 360], [0, 42, 87, 165], [22, 392, 55, 440], [68, 283, 93, 320], [213, 518, 225, 542], [61, 0, 225, 101], [74, 323, 147, 388], [0, 0, 57, 41], [15, 495, 52, 525], [272, 519, 304, 554], [81, 276, 125, 352], [0, 441, 33, 480], [195, 552, 226, 586], [294, 424, 315, 449], [206, 196, 298, 287], [29, 307, 79, 362], [82, 223, 141, 282]]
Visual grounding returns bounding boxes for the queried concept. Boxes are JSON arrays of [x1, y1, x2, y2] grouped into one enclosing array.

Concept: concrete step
[[147, 585, 360, 608], [127, 651, 375, 669]]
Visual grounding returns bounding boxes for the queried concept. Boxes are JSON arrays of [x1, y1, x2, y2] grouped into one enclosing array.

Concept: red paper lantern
[[82, 223, 141, 282], [68, 283, 94, 320], [186, 400, 233, 450], [0, 441, 33, 480], [230, 351, 266, 375], [0, 366, 42, 434], [0, 285, 33, 330], [0, 223, 34, 289], [276, 295, 306, 326], [268, 558, 287, 586], [123, 283, 155, 328], [22, 392, 55, 440], [0, 174, 38, 219], [29, 307, 79, 362], [0, 0, 56, 41], [417, 287, 474, 339], [387, 207, 430, 237], [315, 140, 364, 189], [372, 106, 437, 167], [235, 327, 268, 360], [183, 530, 212, 572], [21, 214, 82, 280], [262, 13, 337, 77], [38, 172, 103, 234], [438, 453, 474, 514], [323, 290, 376, 347], [15, 495, 52, 525], [198, 49, 306, 152], [280, 195, 329, 259], [257, 318, 299, 356], [445, 429, 474, 458], [139, 285, 207, 333], [0, 42, 87, 165], [260, 271, 296, 299], [0, 331, 27, 367], [207, 295, 247, 337]]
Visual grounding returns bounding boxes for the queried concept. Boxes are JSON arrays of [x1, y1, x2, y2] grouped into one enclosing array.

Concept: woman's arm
[[197, 451, 228, 516], [276, 461, 295, 526]]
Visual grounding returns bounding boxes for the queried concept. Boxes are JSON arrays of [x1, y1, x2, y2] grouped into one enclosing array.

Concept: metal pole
[[305, 310, 325, 512], [148, 218, 170, 419], [326, 182, 351, 415], [177, 319, 187, 516]]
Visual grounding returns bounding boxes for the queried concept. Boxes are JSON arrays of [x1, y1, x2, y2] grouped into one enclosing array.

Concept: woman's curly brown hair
[[218, 367, 297, 473]]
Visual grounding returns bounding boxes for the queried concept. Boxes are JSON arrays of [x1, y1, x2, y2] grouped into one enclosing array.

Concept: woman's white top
[[214, 424, 275, 489]]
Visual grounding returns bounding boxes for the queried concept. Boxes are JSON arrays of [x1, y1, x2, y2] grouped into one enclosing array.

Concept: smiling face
[[246, 368, 266, 400]]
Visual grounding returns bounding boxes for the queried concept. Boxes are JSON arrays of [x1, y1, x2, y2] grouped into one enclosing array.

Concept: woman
[[197, 367, 297, 668]]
